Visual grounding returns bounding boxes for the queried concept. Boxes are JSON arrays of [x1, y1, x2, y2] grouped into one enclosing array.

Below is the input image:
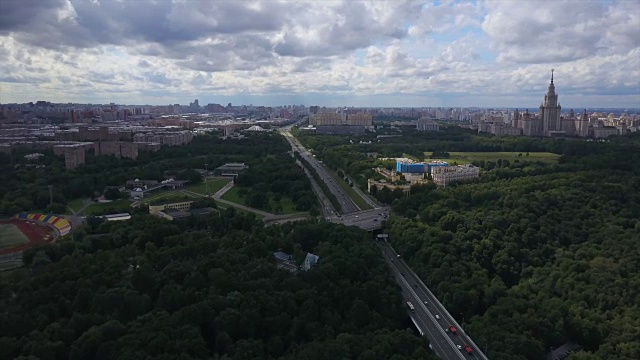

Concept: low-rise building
[[100, 213, 132, 222], [301, 253, 320, 271], [129, 179, 188, 198], [367, 179, 411, 194], [215, 162, 249, 177], [431, 165, 480, 187], [149, 200, 193, 219], [126, 179, 159, 189], [273, 251, 297, 273]]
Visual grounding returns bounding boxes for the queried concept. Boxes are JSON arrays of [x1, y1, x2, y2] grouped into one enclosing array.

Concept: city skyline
[[1, 0, 638, 108]]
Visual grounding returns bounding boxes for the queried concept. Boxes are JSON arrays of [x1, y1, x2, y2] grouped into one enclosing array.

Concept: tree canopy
[[0, 213, 436, 360]]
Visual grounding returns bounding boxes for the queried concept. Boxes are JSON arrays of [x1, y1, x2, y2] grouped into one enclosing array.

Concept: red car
[[449, 325, 457, 334], [464, 344, 473, 354]]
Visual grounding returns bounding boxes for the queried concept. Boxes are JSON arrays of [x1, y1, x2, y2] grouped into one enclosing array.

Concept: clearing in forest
[[423, 151, 560, 165]]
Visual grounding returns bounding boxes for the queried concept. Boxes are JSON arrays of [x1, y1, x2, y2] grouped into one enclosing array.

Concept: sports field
[[0, 223, 29, 250], [424, 151, 560, 165]]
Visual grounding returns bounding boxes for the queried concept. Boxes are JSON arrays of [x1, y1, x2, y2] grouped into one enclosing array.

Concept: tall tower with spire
[[539, 69, 562, 135]]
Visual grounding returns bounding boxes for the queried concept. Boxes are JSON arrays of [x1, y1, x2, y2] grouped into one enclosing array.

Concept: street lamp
[[205, 163, 209, 197]]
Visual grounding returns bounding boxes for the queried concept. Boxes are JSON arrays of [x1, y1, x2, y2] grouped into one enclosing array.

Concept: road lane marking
[[383, 243, 486, 360], [383, 248, 465, 360]]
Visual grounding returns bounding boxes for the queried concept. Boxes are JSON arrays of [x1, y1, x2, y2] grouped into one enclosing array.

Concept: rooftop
[[216, 162, 249, 169]]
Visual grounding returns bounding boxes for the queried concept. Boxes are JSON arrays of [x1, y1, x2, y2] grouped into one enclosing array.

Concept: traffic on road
[[379, 237, 488, 360], [281, 130, 362, 214]]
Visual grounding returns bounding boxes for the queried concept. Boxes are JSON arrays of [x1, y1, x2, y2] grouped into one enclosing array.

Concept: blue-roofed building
[[301, 253, 320, 271]]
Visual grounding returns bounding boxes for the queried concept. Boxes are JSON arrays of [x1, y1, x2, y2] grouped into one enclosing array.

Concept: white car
[[457, 345, 462, 350], [435, 315, 440, 320]]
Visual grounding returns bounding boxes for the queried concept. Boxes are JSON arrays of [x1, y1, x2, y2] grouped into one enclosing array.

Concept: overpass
[[281, 129, 488, 358]]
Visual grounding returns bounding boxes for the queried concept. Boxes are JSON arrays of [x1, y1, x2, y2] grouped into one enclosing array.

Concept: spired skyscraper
[[540, 69, 562, 136], [487, 70, 594, 138], [513, 70, 564, 137]]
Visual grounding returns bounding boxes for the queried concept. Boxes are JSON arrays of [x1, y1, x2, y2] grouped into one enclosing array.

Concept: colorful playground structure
[[15, 213, 71, 236]]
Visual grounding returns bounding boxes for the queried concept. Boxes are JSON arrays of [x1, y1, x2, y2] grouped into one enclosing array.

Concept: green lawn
[[82, 199, 132, 216], [271, 196, 299, 215], [222, 187, 301, 215], [215, 202, 265, 220], [0, 224, 29, 250], [401, 153, 421, 161], [423, 151, 560, 165], [221, 187, 246, 205], [67, 198, 88, 213], [325, 168, 372, 210], [185, 178, 230, 195], [141, 190, 199, 205]]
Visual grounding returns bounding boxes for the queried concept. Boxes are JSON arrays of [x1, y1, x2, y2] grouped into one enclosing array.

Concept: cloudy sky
[[0, 0, 638, 108]]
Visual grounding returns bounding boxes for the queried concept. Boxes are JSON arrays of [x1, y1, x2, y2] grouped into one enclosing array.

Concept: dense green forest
[[0, 213, 436, 359], [298, 127, 640, 359], [234, 153, 318, 214], [0, 132, 313, 215]]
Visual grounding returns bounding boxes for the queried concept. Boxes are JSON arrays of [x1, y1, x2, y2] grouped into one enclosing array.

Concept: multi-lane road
[[281, 130, 361, 214], [327, 207, 390, 231], [380, 239, 488, 360], [281, 127, 488, 359]]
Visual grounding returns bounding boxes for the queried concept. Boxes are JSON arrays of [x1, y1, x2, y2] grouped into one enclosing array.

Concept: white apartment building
[[431, 165, 480, 187]]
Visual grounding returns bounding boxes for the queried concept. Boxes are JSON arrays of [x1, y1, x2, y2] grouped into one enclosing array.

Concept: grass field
[[143, 191, 197, 205], [82, 199, 133, 216], [215, 202, 265, 220], [277, 196, 297, 214], [325, 168, 372, 211], [221, 187, 300, 215], [221, 187, 245, 204], [67, 198, 88, 214], [0, 224, 29, 250], [185, 178, 231, 196], [423, 151, 560, 165]]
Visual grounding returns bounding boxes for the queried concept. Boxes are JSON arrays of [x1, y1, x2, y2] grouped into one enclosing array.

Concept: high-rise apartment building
[[346, 113, 373, 126], [417, 117, 439, 131], [64, 147, 86, 170]]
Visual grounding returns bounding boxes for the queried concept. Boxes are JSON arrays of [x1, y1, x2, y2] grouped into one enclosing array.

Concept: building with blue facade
[[396, 161, 425, 173]]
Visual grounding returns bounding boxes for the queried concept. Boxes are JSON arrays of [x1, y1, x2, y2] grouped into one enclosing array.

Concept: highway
[[280, 127, 487, 358], [281, 130, 362, 214], [327, 207, 390, 231], [379, 238, 488, 360]]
